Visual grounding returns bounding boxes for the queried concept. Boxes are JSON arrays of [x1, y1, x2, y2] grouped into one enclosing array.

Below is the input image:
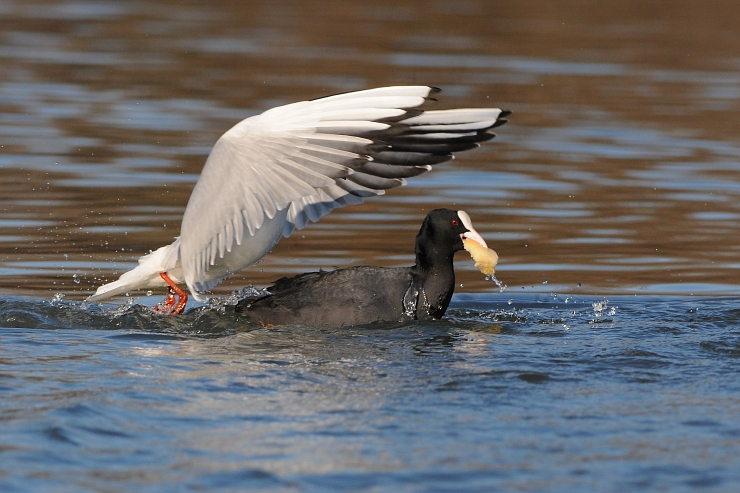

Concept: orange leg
[[153, 288, 177, 313], [153, 272, 188, 315]]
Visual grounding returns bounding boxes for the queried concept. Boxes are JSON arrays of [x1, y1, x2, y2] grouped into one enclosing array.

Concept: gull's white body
[[87, 86, 508, 304]]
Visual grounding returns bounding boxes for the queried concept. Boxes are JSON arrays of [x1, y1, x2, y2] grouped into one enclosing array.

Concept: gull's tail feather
[[86, 240, 181, 303]]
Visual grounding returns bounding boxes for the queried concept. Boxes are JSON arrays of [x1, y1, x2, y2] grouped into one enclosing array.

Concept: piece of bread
[[463, 239, 498, 276]]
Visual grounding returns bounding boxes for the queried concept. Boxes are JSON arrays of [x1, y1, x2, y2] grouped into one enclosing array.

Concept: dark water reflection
[[1, 0, 739, 299]]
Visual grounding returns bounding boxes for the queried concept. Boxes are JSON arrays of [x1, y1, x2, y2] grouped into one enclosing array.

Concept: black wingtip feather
[[390, 131, 495, 145], [379, 109, 424, 123], [492, 119, 508, 128], [355, 161, 431, 179], [347, 173, 404, 190], [386, 141, 479, 154], [367, 124, 411, 140], [370, 151, 453, 166]]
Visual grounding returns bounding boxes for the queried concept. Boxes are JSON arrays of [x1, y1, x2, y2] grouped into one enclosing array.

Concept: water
[[2, 0, 740, 491], [2, 294, 740, 492], [486, 273, 507, 293]]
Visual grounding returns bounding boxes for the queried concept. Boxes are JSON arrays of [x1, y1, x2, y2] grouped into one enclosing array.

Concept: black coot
[[235, 209, 491, 327]]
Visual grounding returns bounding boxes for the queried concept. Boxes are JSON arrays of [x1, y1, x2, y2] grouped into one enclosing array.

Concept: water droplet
[[591, 298, 615, 321], [403, 286, 419, 317], [485, 274, 507, 293]]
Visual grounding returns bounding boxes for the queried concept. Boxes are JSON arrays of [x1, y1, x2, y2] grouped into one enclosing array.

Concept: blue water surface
[[1, 294, 739, 492]]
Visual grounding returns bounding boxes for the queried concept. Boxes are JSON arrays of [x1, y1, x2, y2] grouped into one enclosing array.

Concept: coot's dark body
[[236, 209, 488, 327]]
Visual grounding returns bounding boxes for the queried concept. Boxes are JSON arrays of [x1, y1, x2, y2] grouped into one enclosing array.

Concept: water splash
[[403, 285, 419, 318], [485, 274, 507, 293], [419, 289, 431, 316], [591, 297, 616, 323], [110, 297, 137, 318], [209, 285, 269, 312]]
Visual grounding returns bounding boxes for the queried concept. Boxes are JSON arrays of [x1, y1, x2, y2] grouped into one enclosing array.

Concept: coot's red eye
[[451, 219, 459, 226]]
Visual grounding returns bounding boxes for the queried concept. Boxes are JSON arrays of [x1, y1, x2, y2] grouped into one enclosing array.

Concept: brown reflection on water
[[1, 0, 740, 299]]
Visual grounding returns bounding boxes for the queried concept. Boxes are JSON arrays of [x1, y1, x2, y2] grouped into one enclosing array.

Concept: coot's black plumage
[[235, 209, 491, 327]]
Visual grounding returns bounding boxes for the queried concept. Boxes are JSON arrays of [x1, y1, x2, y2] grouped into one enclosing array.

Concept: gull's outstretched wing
[[179, 86, 510, 296], [180, 86, 427, 294]]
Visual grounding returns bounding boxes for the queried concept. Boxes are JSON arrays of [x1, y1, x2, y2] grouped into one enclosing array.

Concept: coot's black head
[[415, 208, 488, 261]]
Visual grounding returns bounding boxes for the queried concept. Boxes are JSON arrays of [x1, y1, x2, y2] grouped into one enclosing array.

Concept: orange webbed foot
[[152, 272, 188, 315]]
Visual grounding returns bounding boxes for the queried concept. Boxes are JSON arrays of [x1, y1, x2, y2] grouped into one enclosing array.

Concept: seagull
[[86, 86, 510, 313]]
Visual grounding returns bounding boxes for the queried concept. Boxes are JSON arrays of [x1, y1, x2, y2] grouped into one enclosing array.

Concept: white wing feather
[[179, 86, 433, 296]]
